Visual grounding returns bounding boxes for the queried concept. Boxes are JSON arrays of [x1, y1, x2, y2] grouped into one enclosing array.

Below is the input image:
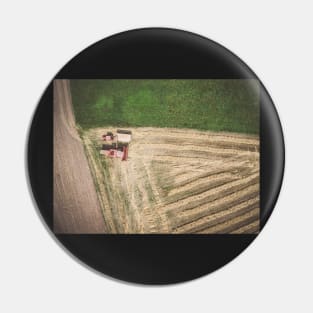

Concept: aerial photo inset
[[53, 79, 260, 234]]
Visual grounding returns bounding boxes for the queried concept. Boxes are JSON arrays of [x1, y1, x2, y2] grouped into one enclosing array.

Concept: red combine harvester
[[100, 144, 129, 160], [102, 131, 114, 141]]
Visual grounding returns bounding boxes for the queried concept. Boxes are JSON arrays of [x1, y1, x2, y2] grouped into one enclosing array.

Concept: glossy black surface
[[27, 28, 284, 284]]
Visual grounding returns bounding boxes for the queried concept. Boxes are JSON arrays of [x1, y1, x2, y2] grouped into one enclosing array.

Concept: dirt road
[[84, 127, 259, 234], [53, 80, 106, 233]]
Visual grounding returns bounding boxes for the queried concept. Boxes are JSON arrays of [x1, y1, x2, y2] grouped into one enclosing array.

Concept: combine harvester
[[102, 131, 114, 141], [100, 129, 131, 161]]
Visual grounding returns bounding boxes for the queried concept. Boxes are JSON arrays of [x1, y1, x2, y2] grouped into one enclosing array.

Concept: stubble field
[[83, 127, 259, 234]]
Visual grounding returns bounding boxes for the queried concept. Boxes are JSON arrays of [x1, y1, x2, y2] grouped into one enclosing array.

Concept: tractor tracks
[[84, 127, 259, 234]]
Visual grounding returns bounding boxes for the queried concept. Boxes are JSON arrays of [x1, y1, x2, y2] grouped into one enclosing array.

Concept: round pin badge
[[27, 28, 284, 284]]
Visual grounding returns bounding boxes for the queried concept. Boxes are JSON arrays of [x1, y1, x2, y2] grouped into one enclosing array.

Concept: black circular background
[[27, 28, 284, 284]]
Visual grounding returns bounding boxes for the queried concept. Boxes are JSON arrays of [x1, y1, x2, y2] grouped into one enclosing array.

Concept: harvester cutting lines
[[82, 127, 259, 233]]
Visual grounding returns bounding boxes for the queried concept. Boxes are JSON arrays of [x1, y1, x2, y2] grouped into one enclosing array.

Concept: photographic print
[[54, 79, 260, 234]]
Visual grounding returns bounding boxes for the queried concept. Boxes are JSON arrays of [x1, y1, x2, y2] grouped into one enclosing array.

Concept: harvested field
[[53, 80, 106, 233], [83, 127, 260, 234]]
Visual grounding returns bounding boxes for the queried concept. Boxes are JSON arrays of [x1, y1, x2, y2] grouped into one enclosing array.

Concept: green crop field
[[70, 79, 259, 134]]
